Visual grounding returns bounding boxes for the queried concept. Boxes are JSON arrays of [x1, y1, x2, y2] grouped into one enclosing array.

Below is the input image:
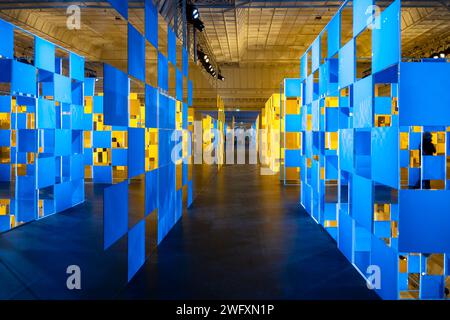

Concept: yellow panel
[[286, 98, 299, 115], [375, 115, 391, 127], [391, 221, 399, 238], [112, 131, 127, 148], [0, 199, 10, 215], [0, 147, 10, 164], [285, 167, 300, 181], [325, 97, 338, 107], [374, 203, 390, 221], [0, 113, 11, 129], [325, 132, 338, 150], [113, 166, 128, 182], [84, 166, 92, 179], [11, 130, 16, 147], [400, 132, 409, 150], [94, 148, 111, 166], [399, 256, 408, 273], [84, 96, 93, 114], [84, 131, 92, 148], [285, 132, 300, 149], [409, 150, 420, 168], [324, 220, 338, 228]]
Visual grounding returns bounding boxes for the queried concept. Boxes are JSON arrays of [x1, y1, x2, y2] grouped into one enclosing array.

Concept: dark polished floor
[[121, 165, 378, 300], [0, 164, 378, 300]]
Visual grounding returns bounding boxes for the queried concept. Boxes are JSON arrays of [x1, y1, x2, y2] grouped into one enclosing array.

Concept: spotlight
[[193, 8, 199, 20], [187, 4, 200, 21], [439, 51, 446, 59], [218, 74, 225, 81]]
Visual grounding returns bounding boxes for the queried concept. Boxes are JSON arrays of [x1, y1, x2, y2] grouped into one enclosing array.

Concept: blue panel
[[54, 129, 71, 156], [37, 156, 55, 188], [372, 0, 400, 74], [325, 156, 338, 179], [188, 80, 193, 106], [187, 179, 193, 207], [35, 37, 55, 73], [145, 169, 158, 215], [339, 129, 353, 172], [352, 174, 372, 230], [18, 129, 37, 152], [338, 40, 355, 89], [128, 128, 145, 178], [37, 98, 55, 129], [374, 97, 392, 114], [85, 78, 95, 97], [399, 190, 450, 253], [284, 78, 301, 97], [325, 108, 339, 132], [305, 75, 313, 105], [182, 47, 188, 77], [83, 113, 93, 130], [300, 55, 307, 80], [70, 53, 85, 82], [72, 81, 83, 106], [327, 13, 340, 58], [128, 23, 145, 82], [0, 130, 10, 147], [0, 96, 11, 112], [176, 69, 183, 101], [285, 149, 301, 168], [71, 154, 84, 180], [104, 64, 129, 127], [93, 166, 112, 183], [128, 220, 145, 281], [311, 38, 320, 73], [420, 275, 444, 300], [54, 74, 72, 104], [423, 156, 445, 180], [107, 0, 128, 19], [374, 221, 391, 238], [354, 0, 374, 36], [408, 255, 420, 273], [104, 181, 128, 250], [93, 131, 111, 148], [168, 27, 176, 65], [12, 61, 37, 96], [353, 76, 373, 128], [145, 0, 158, 48], [71, 104, 84, 130], [158, 93, 168, 129], [0, 215, 10, 232], [158, 53, 168, 91], [285, 114, 301, 132], [399, 62, 450, 126], [145, 84, 158, 128], [54, 182, 72, 212], [93, 96, 104, 113], [0, 19, 14, 58], [112, 148, 127, 166], [371, 235, 398, 299], [372, 127, 399, 189]]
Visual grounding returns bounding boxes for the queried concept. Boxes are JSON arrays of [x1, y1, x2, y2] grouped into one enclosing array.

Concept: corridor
[[121, 165, 378, 300]]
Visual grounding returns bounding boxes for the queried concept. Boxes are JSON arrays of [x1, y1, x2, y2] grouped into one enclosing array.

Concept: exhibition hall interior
[[0, 0, 449, 301]]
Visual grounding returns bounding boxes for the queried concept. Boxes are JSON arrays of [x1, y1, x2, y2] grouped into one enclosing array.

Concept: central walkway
[[121, 165, 379, 300]]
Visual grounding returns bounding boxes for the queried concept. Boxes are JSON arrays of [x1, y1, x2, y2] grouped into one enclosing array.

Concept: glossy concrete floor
[[0, 164, 378, 300], [121, 164, 378, 300]]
